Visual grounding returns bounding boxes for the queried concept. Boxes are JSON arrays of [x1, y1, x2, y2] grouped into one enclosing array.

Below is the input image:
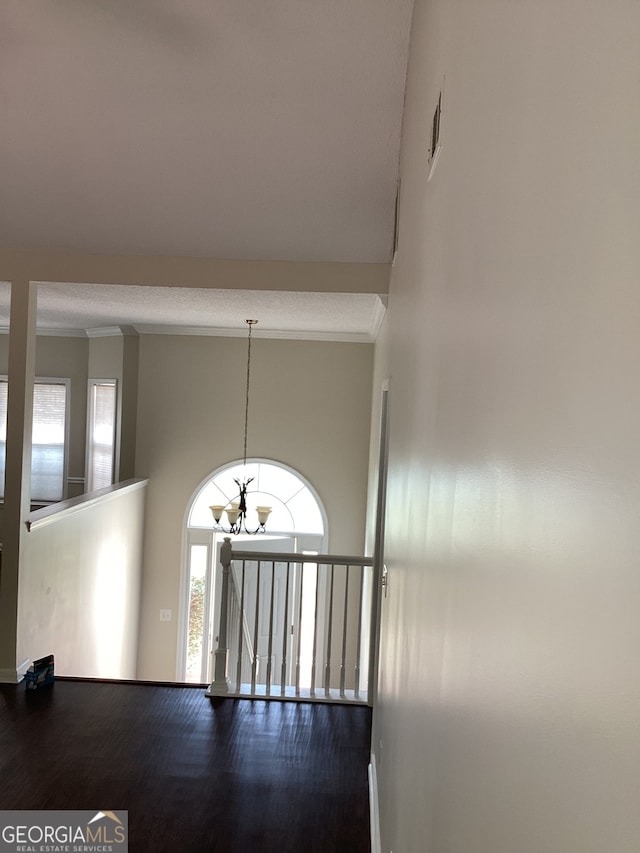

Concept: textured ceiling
[[0, 282, 385, 341], [0, 1, 413, 264], [41, 283, 386, 340]]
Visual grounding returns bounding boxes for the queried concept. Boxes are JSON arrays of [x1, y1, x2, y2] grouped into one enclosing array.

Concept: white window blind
[[86, 380, 117, 492], [0, 379, 68, 502]]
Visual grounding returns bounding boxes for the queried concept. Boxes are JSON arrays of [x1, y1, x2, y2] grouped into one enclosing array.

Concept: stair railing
[[207, 539, 374, 704]]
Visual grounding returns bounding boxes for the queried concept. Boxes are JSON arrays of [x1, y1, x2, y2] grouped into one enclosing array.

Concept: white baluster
[[354, 564, 365, 700], [281, 562, 291, 696], [266, 561, 275, 694], [340, 564, 350, 698], [310, 563, 321, 698], [324, 563, 335, 697], [295, 562, 304, 696], [251, 561, 261, 692], [236, 560, 246, 692]]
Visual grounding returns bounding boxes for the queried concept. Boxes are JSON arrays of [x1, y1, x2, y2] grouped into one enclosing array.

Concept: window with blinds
[[86, 380, 117, 492], [0, 378, 69, 502]]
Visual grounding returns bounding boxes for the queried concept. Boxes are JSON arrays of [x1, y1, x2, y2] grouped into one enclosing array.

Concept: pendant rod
[[243, 320, 258, 467]]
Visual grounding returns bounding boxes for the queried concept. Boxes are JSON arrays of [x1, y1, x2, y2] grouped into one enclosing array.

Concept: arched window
[[179, 459, 327, 682], [187, 459, 326, 535]]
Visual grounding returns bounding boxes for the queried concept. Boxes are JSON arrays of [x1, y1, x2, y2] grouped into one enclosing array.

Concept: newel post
[[206, 537, 232, 696]]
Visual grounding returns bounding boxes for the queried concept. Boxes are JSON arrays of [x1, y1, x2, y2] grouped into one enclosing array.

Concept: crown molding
[[0, 326, 88, 337], [0, 315, 385, 343], [39, 327, 88, 338], [132, 324, 376, 343], [369, 295, 387, 341], [85, 325, 139, 338]]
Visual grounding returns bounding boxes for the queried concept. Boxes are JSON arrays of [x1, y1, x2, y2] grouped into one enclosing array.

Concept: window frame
[[85, 378, 118, 493]]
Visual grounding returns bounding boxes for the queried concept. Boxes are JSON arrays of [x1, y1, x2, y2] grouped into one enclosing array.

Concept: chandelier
[[209, 320, 272, 534]]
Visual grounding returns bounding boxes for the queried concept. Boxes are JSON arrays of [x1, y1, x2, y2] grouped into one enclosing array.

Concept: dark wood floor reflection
[[0, 680, 371, 852]]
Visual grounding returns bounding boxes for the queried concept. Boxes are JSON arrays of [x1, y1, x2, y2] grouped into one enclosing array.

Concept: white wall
[[17, 481, 146, 679], [134, 334, 373, 681], [373, 2, 640, 852]]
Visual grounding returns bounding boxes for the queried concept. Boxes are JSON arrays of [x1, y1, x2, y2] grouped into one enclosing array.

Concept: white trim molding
[[369, 753, 381, 853], [85, 325, 139, 338], [0, 659, 31, 684], [133, 323, 377, 343]]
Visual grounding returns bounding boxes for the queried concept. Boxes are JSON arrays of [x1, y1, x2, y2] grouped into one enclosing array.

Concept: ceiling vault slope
[[0, 2, 411, 340], [0, 3, 414, 264]]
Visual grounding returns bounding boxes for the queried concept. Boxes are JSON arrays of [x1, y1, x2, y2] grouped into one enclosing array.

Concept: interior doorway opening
[[179, 459, 327, 683]]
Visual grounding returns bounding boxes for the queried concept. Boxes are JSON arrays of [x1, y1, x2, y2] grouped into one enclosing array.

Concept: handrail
[[231, 550, 373, 567], [26, 478, 149, 532]]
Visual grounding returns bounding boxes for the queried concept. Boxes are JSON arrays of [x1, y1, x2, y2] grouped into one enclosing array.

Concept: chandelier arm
[[211, 474, 268, 535]]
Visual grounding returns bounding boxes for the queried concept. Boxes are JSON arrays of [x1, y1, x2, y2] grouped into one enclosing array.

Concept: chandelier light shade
[[210, 320, 272, 534]]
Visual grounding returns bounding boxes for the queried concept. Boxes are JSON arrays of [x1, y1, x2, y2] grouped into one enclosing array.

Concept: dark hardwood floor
[[0, 679, 371, 852]]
